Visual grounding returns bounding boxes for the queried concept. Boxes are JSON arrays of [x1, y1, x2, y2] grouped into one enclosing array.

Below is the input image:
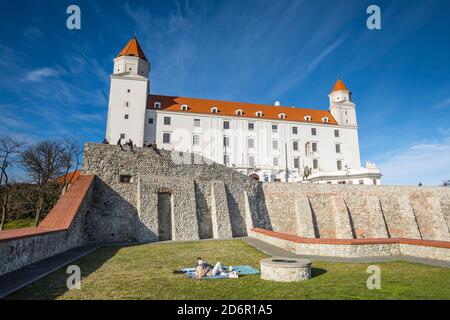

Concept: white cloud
[[25, 67, 58, 82], [377, 138, 450, 186], [433, 98, 450, 109]]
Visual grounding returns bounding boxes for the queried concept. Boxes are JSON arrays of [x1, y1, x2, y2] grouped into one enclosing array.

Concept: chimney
[[274, 101, 280, 106]]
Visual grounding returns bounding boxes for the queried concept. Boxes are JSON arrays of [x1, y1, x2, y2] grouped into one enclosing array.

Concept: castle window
[[192, 135, 200, 145], [127, 89, 130, 93], [293, 141, 299, 151], [337, 160, 343, 171], [334, 129, 340, 137], [304, 115, 311, 122], [294, 157, 300, 169], [248, 138, 255, 149], [256, 111, 263, 117], [194, 119, 200, 127], [163, 133, 171, 144], [148, 118, 153, 124], [164, 117, 171, 125], [278, 113, 286, 120], [335, 144, 341, 153], [223, 121, 230, 130], [119, 175, 132, 183], [373, 179, 377, 185], [322, 117, 329, 123], [312, 142, 318, 152], [235, 109, 243, 116], [154, 102, 161, 109], [223, 155, 230, 165], [273, 157, 279, 166], [248, 122, 254, 131], [124, 114, 129, 119], [272, 140, 279, 150], [272, 125, 278, 133], [313, 159, 319, 169], [292, 126, 298, 134], [180, 104, 188, 111], [211, 107, 218, 113], [359, 180, 364, 185], [125, 101, 129, 107], [249, 156, 255, 166], [120, 133, 125, 139], [311, 128, 317, 136]]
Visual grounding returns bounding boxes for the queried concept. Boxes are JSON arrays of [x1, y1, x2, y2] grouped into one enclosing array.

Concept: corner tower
[[105, 37, 150, 147], [328, 79, 357, 127]]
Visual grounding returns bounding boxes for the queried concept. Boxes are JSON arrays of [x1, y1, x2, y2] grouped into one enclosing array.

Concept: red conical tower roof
[[117, 37, 148, 61], [331, 79, 349, 92]]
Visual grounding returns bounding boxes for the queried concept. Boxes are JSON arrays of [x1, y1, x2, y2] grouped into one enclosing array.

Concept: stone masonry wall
[[82, 143, 270, 243], [262, 183, 450, 241]]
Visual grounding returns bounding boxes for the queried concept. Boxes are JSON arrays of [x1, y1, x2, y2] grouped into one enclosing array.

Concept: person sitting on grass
[[195, 257, 225, 279]]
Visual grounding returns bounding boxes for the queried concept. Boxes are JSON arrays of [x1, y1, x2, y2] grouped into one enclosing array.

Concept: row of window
[[158, 117, 341, 137], [164, 132, 341, 154], [223, 155, 343, 171]]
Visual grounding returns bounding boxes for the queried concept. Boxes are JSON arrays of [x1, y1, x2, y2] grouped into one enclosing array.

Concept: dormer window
[[304, 115, 312, 122], [321, 117, 329, 123], [278, 113, 286, 120], [154, 102, 161, 109], [256, 111, 263, 117], [235, 109, 243, 116], [211, 107, 218, 113], [180, 104, 188, 111]]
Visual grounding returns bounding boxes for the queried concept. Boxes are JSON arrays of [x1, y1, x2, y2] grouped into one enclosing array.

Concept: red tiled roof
[[56, 170, 81, 185], [331, 79, 348, 92], [147, 95, 338, 125], [117, 37, 148, 61]]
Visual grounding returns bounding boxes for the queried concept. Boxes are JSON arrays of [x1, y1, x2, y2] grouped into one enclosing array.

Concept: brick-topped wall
[[0, 175, 94, 276], [262, 183, 450, 242]]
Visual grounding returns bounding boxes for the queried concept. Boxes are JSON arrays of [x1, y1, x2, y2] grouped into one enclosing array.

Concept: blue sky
[[0, 0, 449, 185]]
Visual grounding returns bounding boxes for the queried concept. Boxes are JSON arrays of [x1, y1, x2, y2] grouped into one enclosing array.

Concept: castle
[[1, 38, 448, 281], [106, 37, 381, 184]]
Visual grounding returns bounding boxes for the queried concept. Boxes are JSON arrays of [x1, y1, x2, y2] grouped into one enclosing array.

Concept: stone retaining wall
[[250, 228, 450, 262], [262, 183, 450, 242]]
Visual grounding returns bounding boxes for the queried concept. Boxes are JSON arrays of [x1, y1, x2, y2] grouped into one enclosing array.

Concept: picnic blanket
[[181, 265, 259, 280]]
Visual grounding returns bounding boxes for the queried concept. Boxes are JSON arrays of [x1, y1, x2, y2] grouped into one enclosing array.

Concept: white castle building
[[106, 37, 382, 184]]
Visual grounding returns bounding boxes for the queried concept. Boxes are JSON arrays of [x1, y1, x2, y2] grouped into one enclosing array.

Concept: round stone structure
[[260, 257, 312, 282]]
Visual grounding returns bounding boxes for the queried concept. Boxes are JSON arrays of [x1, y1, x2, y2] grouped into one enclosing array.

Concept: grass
[[2, 218, 36, 230], [7, 239, 450, 300]]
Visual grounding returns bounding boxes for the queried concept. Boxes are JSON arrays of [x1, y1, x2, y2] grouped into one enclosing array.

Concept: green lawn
[[2, 218, 36, 230], [7, 239, 450, 300]]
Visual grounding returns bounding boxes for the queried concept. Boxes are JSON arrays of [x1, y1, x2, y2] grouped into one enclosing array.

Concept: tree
[[442, 180, 450, 187], [59, 139, 82, 193], [19, 140, 68, 226], [0, 136, 23, 230]]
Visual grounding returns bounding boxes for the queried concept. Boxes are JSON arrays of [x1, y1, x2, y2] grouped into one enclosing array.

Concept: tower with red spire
[[106, 37, 150, 147], [328, 79, 357, 127]]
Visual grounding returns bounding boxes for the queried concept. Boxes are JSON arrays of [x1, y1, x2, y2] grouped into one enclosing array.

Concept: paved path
[[0, 244, 98, 299], [244, 237, 450, 268]]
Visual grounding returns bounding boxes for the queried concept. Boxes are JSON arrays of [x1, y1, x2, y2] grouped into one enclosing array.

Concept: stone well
[[260, 257, 312, 282]]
